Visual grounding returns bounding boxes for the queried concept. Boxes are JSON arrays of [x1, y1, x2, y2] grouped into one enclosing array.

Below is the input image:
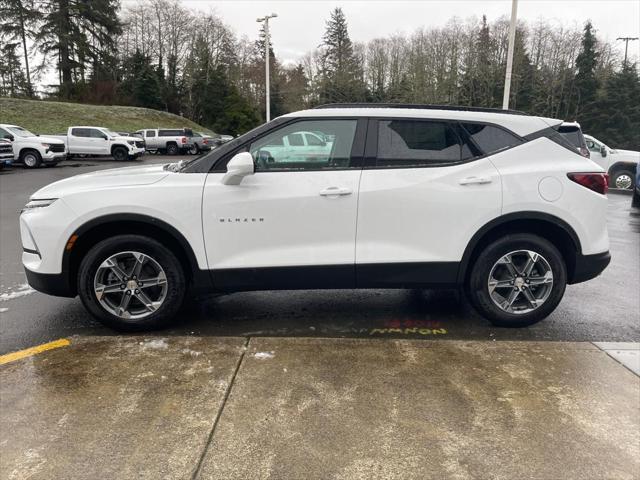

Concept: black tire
[[166, 143, 179, 155], [112, 146, 128, 162], [21, 150, 42, 168], [189, 144, 200, 155], [610, 169, 635, 190], [467, 233, 567, 327], [77, 234, 186, 331]]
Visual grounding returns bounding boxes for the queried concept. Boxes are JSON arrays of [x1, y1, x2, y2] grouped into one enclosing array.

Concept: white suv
[[20, 104, 611, 330]]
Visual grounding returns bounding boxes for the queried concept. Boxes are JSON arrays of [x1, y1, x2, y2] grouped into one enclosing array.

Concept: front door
[[202, 118, 365, 290]]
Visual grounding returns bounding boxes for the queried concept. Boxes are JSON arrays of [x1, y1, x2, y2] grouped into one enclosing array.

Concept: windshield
[[8, 126, 36, 137]]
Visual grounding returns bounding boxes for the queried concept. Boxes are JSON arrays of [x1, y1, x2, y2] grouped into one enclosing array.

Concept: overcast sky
[[176, 0, 640, 65]]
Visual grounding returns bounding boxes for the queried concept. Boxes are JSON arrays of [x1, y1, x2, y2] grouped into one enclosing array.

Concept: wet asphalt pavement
[[1, 155, 639, 354]]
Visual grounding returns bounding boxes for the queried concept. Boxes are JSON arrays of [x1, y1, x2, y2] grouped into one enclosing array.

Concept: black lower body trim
[[212, 265, 355, 291], [356, 262, 459, 288], [569, 251, 611, 284], [25, 268, 76, 297], [211, 262, 461, 292]]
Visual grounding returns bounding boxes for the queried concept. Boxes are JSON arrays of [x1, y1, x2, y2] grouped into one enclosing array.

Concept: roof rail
[[312, 103, 528, 116]]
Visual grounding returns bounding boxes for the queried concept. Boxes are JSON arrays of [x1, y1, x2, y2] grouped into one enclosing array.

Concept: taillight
[[579, 147, 590, 158], [181, 137, 186, 144], [203, 139, 208, 145], [567, 172, 608, 195]]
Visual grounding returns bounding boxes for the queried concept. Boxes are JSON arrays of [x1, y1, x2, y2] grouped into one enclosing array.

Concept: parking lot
[[1, 154, 639, 479]]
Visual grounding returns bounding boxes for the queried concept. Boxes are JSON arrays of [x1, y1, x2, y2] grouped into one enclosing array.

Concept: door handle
[[319, 186, 352, 196], [458, 176, 492, 185]]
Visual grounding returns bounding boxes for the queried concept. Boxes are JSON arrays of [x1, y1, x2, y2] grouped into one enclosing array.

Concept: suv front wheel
[[78, 234, 186, 330], [467, 234, 567, 327]]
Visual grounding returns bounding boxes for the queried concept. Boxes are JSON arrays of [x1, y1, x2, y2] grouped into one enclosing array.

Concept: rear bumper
[[569, 251, 611, 284], [25, 267, 76, 297]]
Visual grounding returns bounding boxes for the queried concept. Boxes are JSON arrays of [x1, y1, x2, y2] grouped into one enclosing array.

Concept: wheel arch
[[63, 213, 210, 296], [110, 144, 129, 154], [458, 212, 582, 285], [608, 161, 637, 175]]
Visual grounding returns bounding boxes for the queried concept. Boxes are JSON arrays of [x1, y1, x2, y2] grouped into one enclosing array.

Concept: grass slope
[[0, 97, 211, 135]]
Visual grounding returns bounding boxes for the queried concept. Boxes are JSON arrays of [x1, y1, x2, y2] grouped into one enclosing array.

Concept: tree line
[[1, 1, 638, 147]]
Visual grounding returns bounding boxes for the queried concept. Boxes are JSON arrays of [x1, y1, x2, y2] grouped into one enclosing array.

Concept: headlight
[[127, 140, 135, 145], [22, 198, 57, 212], [41, 143, 51, 148]]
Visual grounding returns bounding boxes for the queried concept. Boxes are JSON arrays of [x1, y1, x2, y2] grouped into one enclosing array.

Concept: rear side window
[[159, 130, 182, 136], [557, 126, 587, 151], [146, 131, 156, 138], [71, 128, 90, 137], [461, 123, 522, 155], [376, 120, 465, 167]]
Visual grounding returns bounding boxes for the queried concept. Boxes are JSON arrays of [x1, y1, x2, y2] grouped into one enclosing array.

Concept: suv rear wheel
[[78, 234, 186, 331], [467, 234, 567, 327]]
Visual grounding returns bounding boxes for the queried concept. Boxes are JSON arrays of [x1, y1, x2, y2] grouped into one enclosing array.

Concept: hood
[[611, 148, 640, 157], [114, 135, 143, 142], [31, 163, 170, 199], [38, 135, 65, 145]]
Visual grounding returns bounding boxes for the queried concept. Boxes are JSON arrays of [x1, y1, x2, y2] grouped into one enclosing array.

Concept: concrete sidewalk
[[1, 337, 639, 480]]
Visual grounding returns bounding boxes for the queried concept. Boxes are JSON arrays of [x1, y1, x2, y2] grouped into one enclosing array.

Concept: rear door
[[69, 128, 95, 154], [202, 118, 366, 290], [355, 118, 505, 287], [145, 130, 159, 149]]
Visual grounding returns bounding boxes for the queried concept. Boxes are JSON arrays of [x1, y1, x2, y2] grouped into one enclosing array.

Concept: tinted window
[[159, 130, 182, 136], [249, 119, 357, 171], [557, 126, 586, 150], [377, 120, 463, 166], [71, 128, 90, 137], [146, 131, 156, 138], [585, 138, 600, 152], [461, 123, 522, 155], [89, 129, 106, 138]]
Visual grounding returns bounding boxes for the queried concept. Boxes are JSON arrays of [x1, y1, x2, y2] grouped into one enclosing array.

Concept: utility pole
[[616, 37, 638, 66], [502, 0, 518, 110], [257, 13, 278, 122]]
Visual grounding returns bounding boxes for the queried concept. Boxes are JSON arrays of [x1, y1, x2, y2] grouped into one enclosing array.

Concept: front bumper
[[43, 154, 67, 163], [569, 251, 611, 284], [25, 267, 76, 297]]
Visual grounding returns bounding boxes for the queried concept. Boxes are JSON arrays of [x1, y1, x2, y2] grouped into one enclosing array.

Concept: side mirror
[[3, 134, 13, 141], [600, 145, 607, 157], [222, 152, 254, 185]]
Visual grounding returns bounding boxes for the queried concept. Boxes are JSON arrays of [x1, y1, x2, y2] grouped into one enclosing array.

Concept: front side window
[[586, 138, 601, 152], [89, 129, 107, 139], [249, 119, 357, 171], [461, 123, 522, 155], [376, 120, 464, 167], [146, 130, 156, 138]]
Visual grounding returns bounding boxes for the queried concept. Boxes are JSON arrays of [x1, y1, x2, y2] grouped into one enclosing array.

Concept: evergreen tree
[[589, 63, 640, 149], [35, 0, 122, 98], [319, 7, 367, 103], [0, 0, 39, 96], [117, 51, 163, 109], [0, 42, 29, 96], [572, 21, 600, 125]]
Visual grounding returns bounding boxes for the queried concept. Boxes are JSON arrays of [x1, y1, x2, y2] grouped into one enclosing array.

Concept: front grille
[[49, 144, 65, 153], [0, 144, 12, 154], [135, 141, 145, 148]]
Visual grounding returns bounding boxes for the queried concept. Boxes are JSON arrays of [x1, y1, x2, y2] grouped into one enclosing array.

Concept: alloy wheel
[[93, 251, 168, 319], [24, 153, 38, 167], [487, 250, 554, 315]]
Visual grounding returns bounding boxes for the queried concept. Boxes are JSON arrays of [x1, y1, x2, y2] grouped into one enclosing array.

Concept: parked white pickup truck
[[584, 134, 640, 190], [0, 123, 67, 168], [50, 127, 146, 161], [134, 128, 194, 155]]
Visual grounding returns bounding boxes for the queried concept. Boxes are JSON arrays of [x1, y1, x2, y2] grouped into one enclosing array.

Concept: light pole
[[502, 0, 518, 110], [257, 13, 278, 122], [616, 37, 639, 66]]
